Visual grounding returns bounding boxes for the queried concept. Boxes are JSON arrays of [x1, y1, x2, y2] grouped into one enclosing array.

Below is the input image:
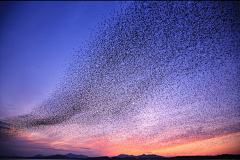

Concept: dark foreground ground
[[1, 154, 240, 160], [86, 155, 240, 160]]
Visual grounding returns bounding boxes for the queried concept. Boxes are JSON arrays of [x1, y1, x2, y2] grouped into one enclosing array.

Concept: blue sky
[[0, 1, 129, 119]]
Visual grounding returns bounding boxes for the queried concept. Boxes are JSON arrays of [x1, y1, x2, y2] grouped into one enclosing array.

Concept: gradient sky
[[0, 1, 129, 119], [0, 1, 240, 158]]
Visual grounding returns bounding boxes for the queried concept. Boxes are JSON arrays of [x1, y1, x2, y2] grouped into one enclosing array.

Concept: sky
[[0, 1, 129, 119], [0, 1, 240, 158]]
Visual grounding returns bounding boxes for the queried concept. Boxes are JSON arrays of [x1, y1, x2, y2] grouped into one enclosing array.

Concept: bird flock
[[1, 1, 239, 150]]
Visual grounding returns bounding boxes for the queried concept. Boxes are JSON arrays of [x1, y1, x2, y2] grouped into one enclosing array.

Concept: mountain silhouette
[[65, 153, 88, 158], [112, 154, 166, 159], [0, 153, 239, 159], [33, 154, 44, 157]]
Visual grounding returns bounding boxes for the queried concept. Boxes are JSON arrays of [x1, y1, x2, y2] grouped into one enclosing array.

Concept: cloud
[[80, 147, 91, 150], [0, 135, 101, 157], [0, 120, 21, 141], [0, 120, 12, 126], [0, 126, 10, 130]]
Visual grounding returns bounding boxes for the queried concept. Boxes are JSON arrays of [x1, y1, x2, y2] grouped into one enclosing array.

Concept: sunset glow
[[0, 1, 239, 158]]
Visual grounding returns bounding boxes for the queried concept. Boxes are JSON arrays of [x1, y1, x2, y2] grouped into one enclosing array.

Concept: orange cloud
[[3, 123, 239, 158], [150, 132, 240, 157], [80, 130, 240, 157]]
